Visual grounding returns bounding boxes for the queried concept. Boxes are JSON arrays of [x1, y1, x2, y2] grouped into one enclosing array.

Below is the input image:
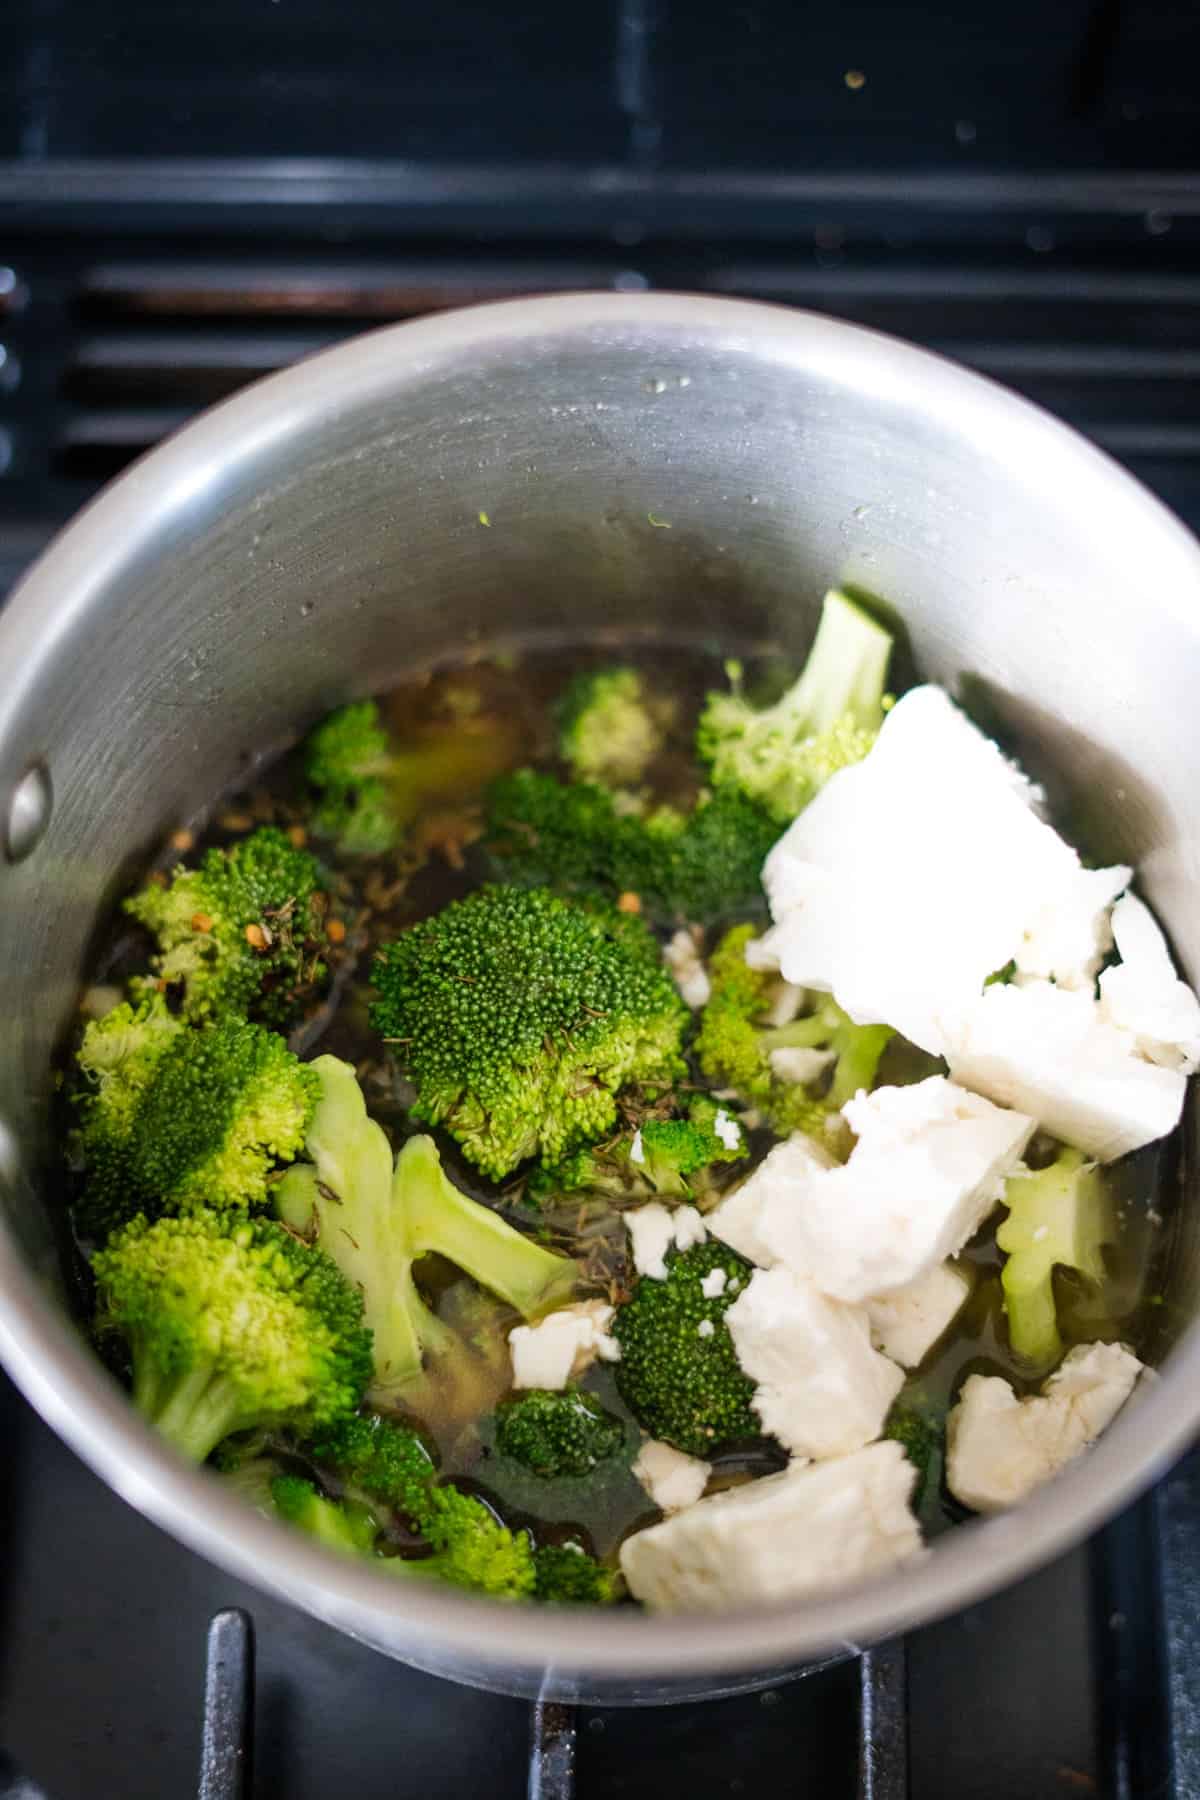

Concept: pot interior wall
[[0, 302, 1197, 1626]]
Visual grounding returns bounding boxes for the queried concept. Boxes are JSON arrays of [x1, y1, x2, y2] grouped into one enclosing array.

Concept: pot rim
[[3, 290, 1200, 1678]]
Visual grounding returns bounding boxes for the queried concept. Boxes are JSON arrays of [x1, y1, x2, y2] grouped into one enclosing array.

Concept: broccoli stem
[[399, 1135, 576, 1318], [786, 589, 892, 736], [138, 1360, 251, 1463]]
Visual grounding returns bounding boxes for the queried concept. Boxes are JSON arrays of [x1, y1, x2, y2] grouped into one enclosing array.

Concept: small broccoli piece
[[533, 1541, 620, 1606], [485, 771, 777, 923], [73, 995, 319, 1238], [532, 1096, 747, 1204], [694, 924, 891, 1143], [306, 1409, 538, 1598], [412, 1484, 537, 1598], [308, 1410, 437, 1518], [612, 1240, 759, 1458], [555, 667, 671, 789], [884, 1402, 943, 1510], [304, 697, 524, 858], [271, 1474, 381, 1555], [92, 1210, 372, 1463], [274, 1056, 576, 1401], [494, 1388, 625, 1479], [698, 588, 893, 824], [998, 1147, 1113, 1365], [370, 886, 688, 1178], [126, 826, 331, 1026]]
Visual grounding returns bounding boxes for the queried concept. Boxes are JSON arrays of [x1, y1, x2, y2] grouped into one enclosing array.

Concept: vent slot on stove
[[4, 247, 1200, 503]]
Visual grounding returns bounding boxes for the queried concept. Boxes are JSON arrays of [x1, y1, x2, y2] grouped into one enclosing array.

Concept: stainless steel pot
[[1, 293, 1198, 1704]]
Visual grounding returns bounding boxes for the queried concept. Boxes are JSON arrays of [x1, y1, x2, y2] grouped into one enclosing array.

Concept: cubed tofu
[[508, 1300, 620, 1390], [754, 684, 1130, 1054], [756, 1077, 1035, 1302], [1099, 894, 1200, 1073], [633, 1439, 712, 1514], [865, 1261, 973, 1368], [707, 1134, 835, 1268], [725, 1266, 904, 1458], [619, 1442, 923, 1613], [626, 1203, 708, 1280], [945, 1341, 1142, 1514], [947, 979, 1188, 1163], [662, 929, 711, 1009]]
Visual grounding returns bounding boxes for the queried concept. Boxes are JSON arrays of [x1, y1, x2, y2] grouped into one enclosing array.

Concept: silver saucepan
[[1, 294, 1197, 1704]]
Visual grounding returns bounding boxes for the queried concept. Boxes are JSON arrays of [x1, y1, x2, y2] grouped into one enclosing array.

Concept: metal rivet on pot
[[4, 762, 52, 863]]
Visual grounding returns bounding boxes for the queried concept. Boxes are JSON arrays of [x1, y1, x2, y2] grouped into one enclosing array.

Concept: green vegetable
[[271, 1474, 380, 1554], [697, 588, 893, 823], [998, 1147, 1113, 1365], [555, 666, 671, 788], [73, 994, 319, 1238], [612, 1240, 759, 1458], [485, 770, 778, 922], [125, 826, 331, 1026], [308, 1410, 437, 1517], [92, 1210, 372, 1463], [532, 1541, 620, 1605], [272, 1470, 537, 1599], [494, 1388, 625, 1479], [369, 885, 689, 1179], [304, 697, 524, 857], [530, 1095, 747, 1204], [884, 1402, 943, 1510], [694, 924, 891, 1143], [273, 1055, 577, 1401]]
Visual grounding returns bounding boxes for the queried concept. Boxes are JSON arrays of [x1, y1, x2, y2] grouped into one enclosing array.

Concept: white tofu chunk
[[707, 1134, 835, 1268], [633, 1440, 712, 1515], [508, 1300, 620, 1390], [946, 1341, 1142, 1514], [626, 1203, 707, 1279], [662, 928, 712, 1008], [865, 1261, 973, 1368], [757, 1077, 1035, 1302], [755, 684, 1130, 1054], [1099, 894, 1200, 1073], [947, 979, 1188, 1163], [725, 1267, 904, 1458], [619, 1442, 923, 1613]]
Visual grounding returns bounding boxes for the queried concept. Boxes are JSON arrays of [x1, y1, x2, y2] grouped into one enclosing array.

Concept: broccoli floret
[[998, 1147, 1113, 1365], [533, 1541, 620, 1606], [884, 1401, 943, 1510], [306, 1410, 542, 1599], [73, 995, 319, 1237], [555, 667, 671, 789], [694, 924, 891, 1143], [126, 826, 331, 1026], [494, 1388, 624, 1479], [304, 697, 524, 858], [612, 1240, 759, 1458], [369, 886, 689, 1178], [485, 771, 777, 923], [698, 588, 893, 824], [308, 1410, 436, 1517], [92, 1210, 372, 1463], [273, 1055, 576, 1401], [531, 1096, 747, 1204], [271, 1474, 380, 1554]]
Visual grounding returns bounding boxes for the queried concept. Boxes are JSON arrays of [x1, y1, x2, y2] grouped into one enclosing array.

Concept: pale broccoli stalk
[[274, 1055, 576, 1402], [997, 1147, 1114, 1365], [697, 588, 893, 823]]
